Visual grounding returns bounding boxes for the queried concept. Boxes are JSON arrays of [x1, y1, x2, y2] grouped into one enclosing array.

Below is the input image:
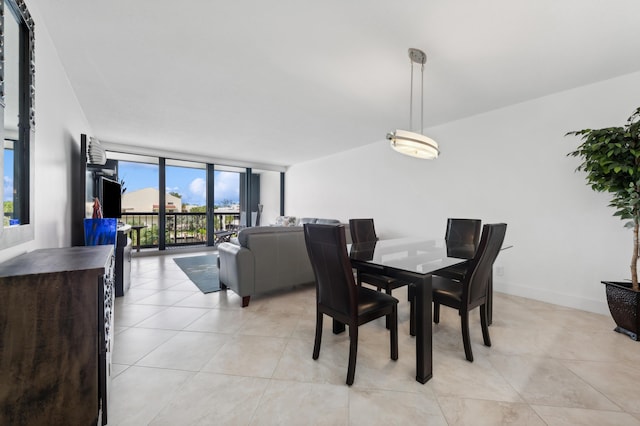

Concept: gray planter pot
[[602, 281, 640, 341]]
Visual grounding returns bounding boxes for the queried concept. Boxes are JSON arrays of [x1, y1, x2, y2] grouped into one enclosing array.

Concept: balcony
[[121, 211, 240, 250]]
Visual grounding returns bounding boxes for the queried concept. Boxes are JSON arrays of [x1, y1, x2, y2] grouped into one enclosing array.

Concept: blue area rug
[[173, 254, 221, 294]]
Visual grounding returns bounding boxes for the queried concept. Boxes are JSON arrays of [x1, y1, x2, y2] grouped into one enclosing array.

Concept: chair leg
[[389, 305, 398, 360], [480, 304, 492, 347], [385, 287, 392, 329], [313, 311, 323, 360], [461, 311, 473, 362], [346, 325, 358, 386], [333, 319, 346, 334], [433, 302, 440, 324], [487, 272, 493, 326]]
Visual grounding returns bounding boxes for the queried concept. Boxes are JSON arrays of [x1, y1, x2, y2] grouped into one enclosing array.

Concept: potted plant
[[567, 107, 640, 341]]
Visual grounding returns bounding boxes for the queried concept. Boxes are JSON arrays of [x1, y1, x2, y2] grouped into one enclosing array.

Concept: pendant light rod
[[408, 48, 426, 133], [387, 48, 439, 160]]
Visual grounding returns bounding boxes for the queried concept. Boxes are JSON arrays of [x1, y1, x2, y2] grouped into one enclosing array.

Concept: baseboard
[[494, 279, 609, 315]]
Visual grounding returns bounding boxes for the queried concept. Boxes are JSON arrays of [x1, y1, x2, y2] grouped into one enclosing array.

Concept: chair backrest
[[349, 218, 378, 244], [445, 218, 482, 250], [463, 223, 507, 308], [304, 224, 357, 318]]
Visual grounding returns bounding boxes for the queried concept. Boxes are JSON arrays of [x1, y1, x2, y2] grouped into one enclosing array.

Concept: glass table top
[[349, 237, 474, 276]]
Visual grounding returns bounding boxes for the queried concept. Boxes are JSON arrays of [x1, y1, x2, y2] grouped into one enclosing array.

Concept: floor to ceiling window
[[165, 159, 207, 247], [213, 166, 241, 231], [111, 154, 160, 250], [100, 151, 283, 252]]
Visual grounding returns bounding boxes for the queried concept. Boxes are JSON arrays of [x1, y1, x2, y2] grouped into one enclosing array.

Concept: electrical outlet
[[496, 266, 504, 276]]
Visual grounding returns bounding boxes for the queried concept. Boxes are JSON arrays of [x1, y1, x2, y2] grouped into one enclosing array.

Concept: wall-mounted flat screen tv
[[101, 177, 122, 219]]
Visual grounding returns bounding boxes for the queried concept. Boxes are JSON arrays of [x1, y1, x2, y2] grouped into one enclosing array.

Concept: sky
[[4, 149, 13, 202], [118, 161, 240, 206]]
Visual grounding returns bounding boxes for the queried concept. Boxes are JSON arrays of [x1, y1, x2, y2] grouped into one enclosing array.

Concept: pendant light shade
[[387, 48, 439, 159], [388, 129, 439, 159]]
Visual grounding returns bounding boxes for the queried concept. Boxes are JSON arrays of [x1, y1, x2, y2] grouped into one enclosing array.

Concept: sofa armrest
[[218, 242, 255, 299]]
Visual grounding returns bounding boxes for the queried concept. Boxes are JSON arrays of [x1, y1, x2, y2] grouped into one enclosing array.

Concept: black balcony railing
[[121, 211, 240, 250]]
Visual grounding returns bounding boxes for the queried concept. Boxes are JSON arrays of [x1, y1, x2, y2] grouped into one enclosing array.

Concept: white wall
[[0, 0, 91, 262], [257, 170, 281, 225], [287, 71, 640, 314]]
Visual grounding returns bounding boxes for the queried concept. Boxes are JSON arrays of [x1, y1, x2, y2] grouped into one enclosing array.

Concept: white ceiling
[[33, 0, 640, 168]]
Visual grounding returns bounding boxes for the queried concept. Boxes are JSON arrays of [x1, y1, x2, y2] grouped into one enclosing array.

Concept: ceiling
[[33, 0, 640, 168]]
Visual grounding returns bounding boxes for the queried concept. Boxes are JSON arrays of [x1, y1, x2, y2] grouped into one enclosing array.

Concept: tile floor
[[109, 250, 640, 425]]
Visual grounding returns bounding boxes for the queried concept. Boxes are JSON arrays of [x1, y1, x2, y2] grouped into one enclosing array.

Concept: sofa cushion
[[315, 218, 341, 225], [298, 217, 318, 225], [237, 226, 303, 247]]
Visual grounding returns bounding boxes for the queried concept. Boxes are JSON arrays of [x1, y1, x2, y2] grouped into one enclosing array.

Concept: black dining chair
[[437, 218, 482, 281], [349, 219, 410, 297], [409, 218, 483, 335], [432, 223, 507, 362], [304, 223, 399, 386]]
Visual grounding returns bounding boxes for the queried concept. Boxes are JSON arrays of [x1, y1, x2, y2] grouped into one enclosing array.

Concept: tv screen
[[101, 177, 122, 219]]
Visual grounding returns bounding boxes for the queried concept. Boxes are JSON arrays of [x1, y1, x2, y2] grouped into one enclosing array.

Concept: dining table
[[348, 237, 472, 384]]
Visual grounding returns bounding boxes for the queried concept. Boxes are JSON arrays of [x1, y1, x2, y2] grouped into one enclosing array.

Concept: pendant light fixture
[[387, 48, 439, 159]]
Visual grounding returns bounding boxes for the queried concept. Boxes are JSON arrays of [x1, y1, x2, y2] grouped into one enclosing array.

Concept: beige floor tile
[[114, 326, 129, 336], [542, 328, 638, 363], [163, 280, 203, 292], [431, 351, 523, 402], [107, 366, 195, 426], [438, 397, 546, 425], [136, 330, 229, 371], [562, 359, 640, 413], [202, 334, 288, 378], [532, 405, 640, 426], [272, 336, 350, 385], [112, 327, 178, 365], [292, 309, 325, 340], [135, 306, 210, 330], [250, 380, 348, 425], [119, 287, 161, 304], [250, 284, 316, 315], [174, 291, 223, 308], [135, 269, 189, 281], [489, 354, 620, 410], [237, 310, 302, 338], [111, 363, 130, 378], [114, 303, 167, 327], [135, 290, 194, 306], [134, 277, 191, 291], [149, 372, 269, 425], [185, 307, 251, 334], [349, 388, 446, 425]]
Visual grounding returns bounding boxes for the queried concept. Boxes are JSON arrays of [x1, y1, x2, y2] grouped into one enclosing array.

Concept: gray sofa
[[218, 218, 348, 307]]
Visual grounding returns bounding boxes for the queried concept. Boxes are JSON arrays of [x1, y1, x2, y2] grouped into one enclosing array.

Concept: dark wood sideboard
[[0, 246, 115, 425]]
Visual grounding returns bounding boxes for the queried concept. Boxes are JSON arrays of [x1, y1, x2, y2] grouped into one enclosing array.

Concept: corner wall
[[286, 71, 640, 314]]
